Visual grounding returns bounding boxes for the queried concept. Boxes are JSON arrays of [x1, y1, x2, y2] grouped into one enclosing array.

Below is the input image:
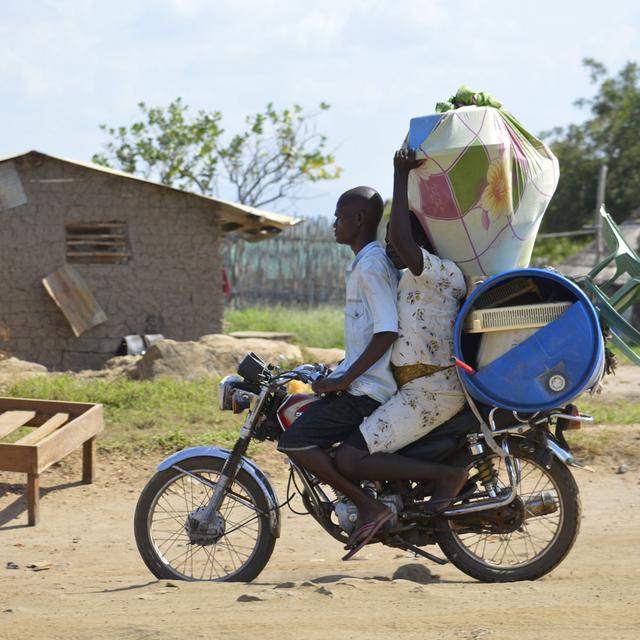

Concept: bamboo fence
[[223, 217, 352, 308]]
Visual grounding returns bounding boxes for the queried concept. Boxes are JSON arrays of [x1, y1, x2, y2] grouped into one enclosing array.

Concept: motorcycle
[[134, 350, 594, 583]]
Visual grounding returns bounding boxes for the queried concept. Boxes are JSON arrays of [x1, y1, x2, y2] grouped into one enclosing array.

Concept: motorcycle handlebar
[[268, 363, 329, 387]]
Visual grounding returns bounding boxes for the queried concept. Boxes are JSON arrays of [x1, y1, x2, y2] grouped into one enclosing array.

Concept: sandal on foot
[[342, 510, 395, 561]]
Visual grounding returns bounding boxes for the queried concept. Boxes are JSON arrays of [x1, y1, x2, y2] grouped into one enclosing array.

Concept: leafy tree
[[541, 59, 640, 231], [93, 100, 342, 209], [92, 98, 222, 195], [218, 103, 341, 208]]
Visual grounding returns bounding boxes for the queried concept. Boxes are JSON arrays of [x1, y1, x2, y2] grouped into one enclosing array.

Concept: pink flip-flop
[[342, 510, 395, 561]]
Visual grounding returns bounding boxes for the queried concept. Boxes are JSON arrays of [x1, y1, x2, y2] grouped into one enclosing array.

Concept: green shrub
[[531, 236, 592, 264], [225, 305, 344, 348]]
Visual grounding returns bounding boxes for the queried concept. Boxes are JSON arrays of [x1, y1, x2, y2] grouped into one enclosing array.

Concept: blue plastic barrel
[[454, 268, 604, 412]]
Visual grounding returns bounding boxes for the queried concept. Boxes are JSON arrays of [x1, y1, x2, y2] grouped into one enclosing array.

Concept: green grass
[[4, 375, 249, 455], [565, 420, 640, 462], [578, 398, 640, 425], [225, 305, 344, 349], [608, 342, 640, 362], [562, 397, 640, 461], [531, 236, 592, 264]]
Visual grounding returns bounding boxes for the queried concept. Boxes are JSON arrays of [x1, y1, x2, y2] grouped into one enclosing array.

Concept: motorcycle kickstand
[[388, 537, 448, 565]]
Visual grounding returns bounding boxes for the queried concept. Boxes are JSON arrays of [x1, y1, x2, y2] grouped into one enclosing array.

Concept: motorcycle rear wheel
[[437, 444, 581, 582], [134, 456, 276, 582]]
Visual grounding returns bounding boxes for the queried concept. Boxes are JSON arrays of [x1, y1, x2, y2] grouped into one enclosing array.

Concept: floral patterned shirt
[[391, 247, 466, 368]]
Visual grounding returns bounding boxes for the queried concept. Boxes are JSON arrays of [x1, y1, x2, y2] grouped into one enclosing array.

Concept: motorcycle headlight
[[231, 390, 254, 414], [218, 375, 242, 411]]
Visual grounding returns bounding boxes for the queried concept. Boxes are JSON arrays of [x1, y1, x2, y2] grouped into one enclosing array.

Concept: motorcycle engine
[[334, 499, 359, 533], [334, 493, 403, 534]]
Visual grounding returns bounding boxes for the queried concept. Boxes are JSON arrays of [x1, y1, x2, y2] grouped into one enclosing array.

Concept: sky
[[1, 0, 639, 219]]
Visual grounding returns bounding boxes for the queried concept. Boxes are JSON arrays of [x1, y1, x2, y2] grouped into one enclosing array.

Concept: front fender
[[157, 446, 281, 537]]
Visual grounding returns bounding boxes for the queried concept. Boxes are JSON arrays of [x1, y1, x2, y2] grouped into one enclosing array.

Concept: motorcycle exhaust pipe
[[523, 491, 558, 518], [441, 485, 516, 517]]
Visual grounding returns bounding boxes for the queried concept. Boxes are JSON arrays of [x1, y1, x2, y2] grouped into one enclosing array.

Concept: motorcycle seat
[[397, 404, 523, 462], [398, 409, 478, 461]]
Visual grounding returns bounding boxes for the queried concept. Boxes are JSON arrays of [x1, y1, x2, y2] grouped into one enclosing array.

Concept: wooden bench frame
[[0, 397, 103, 525]]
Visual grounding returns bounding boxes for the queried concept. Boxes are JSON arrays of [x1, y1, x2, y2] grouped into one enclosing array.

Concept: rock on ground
[[74, 356, 142, 381], [0, 356, 48, 388], [134, 334, 304, 380], [391, 563, 439, 584], [0, 335, 345, 385], [200, 334, 303, 372], [133, 339, 223, 380], [302, 346, 345, 367]]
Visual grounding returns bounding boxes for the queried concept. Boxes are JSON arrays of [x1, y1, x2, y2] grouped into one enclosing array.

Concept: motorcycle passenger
[[335, 148, 469, 513], [277, 186, 401, 551]]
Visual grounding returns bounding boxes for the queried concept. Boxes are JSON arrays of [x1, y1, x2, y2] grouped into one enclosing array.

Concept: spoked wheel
[[437, 444, 581, 582], [134, 456, 277, 582]]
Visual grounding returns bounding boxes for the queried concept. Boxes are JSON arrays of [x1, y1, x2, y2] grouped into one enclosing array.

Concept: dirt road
[[1, 443, 639, 640]]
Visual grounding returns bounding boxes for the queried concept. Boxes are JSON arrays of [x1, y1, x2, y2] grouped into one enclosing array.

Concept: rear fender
[[545, 437, 589, 470], [157, 446, 280, 537], [497, 434, 585, 471]]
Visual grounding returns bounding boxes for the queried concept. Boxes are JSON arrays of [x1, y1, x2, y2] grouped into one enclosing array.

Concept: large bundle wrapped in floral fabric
[[405, 86, 559, 277]]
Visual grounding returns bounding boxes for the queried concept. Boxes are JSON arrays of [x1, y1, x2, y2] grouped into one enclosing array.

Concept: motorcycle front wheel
[[134, 456, 277, 582], [437, 444, 581, 582]]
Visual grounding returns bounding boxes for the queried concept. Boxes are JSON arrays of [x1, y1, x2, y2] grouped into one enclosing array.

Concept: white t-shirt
[[330, 241, 399, 404]]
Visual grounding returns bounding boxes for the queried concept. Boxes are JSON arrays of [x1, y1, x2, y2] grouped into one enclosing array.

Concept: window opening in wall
[[65, 221, 131, 265]]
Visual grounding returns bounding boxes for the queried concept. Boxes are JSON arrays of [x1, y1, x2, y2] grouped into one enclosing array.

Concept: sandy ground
[[1, 366, 639, 640], [598, 361, 640, 400]]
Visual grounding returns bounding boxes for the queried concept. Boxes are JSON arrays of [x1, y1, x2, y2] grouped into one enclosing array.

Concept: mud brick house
[[0, 151, 299, 370]]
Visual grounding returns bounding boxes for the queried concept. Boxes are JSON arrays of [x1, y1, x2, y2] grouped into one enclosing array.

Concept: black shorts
[[277, 392, 379, 452], [341, 427, 369, 451]]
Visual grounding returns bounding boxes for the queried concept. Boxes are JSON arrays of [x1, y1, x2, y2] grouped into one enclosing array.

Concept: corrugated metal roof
[[0, 150, 303, 240]]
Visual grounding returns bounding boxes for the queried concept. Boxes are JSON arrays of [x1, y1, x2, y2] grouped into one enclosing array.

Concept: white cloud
[[0, 0, 638, 215], [163, 0, 206, 17]]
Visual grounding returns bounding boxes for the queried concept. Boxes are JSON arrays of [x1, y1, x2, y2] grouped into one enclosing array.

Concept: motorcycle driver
[[277, 186, 401, 557]]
